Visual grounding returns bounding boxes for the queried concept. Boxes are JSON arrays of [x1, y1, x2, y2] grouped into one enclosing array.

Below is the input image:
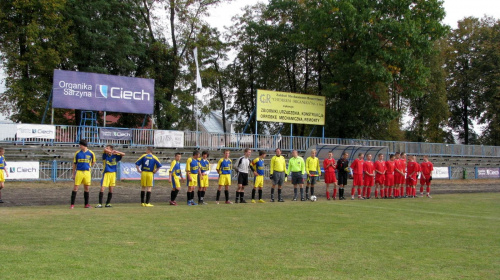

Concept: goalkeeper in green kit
[[336, 152, 350, 200]]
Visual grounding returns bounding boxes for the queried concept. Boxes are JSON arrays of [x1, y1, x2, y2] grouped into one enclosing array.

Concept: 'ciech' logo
[[96, 84, 151, 101]]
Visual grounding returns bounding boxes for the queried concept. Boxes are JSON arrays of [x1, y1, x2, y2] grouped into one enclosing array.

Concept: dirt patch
[[0, 180, 498, 207]]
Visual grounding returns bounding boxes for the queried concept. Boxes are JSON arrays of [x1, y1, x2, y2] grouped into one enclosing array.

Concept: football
[[310, 195, 317, 202]]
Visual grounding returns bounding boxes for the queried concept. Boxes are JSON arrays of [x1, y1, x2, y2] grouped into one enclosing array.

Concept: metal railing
[[1, 123, 499, 157]]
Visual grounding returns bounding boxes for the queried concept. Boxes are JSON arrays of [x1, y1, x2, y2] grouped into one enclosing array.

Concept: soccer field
[[1, 193, 499, 279]]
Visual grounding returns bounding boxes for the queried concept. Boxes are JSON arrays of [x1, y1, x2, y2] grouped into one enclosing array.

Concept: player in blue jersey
[[251, 150, 267, 203], [216, 150, 232, 204], [198, 151, 210, 205], [70, 140, 96, 209], [135, 147, 162, 207], [0, 147, 9, 203], [96, 145, 125, 208], [186, 151, 201, 205], [169, 153, 184, 206]]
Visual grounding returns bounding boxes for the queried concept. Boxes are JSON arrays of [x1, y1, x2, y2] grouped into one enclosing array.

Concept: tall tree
[[446, 17, 485, 144], [134, 0, 230, 130], [476, 18, 500, 146], [0, 0, 73, 123], [408, 39, 452, 143]]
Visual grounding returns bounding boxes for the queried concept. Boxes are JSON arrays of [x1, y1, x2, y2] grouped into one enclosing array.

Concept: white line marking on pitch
[[333, 203, 500, 221]]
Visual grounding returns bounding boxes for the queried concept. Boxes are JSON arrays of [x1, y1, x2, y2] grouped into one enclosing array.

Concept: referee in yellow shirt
[[305, 149, 321, 200], [287, 150, 306, 201], [270, 148, 287, 202]]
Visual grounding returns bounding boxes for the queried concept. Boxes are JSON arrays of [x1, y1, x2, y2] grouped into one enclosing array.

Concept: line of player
[[67, 140, 433, 208]]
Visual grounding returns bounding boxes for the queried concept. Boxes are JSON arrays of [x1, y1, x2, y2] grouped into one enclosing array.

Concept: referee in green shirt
[[287, 150, 306, 201]]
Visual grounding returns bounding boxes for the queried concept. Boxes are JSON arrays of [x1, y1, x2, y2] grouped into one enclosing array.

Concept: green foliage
[[226, 0, 448, 139], [0, 0, 73, 123], [408, 39, 452, 143], [446, 16, 500, 145]]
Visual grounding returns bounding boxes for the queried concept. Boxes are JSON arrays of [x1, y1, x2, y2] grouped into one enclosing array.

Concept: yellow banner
[[256, 89, 326, 125]]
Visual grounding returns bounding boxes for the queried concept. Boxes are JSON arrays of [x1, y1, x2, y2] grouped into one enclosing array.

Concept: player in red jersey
[[363, 154, 375, 199], [350, 153, 365, 200], [374, 154, 386, 199], [399, 152, 408, 197], [385, 154, 396, 198], [420, 155, 434, 198], [323, 151, 337, 200], [393, 152, 402, 198], [406, 155, 419, 198]]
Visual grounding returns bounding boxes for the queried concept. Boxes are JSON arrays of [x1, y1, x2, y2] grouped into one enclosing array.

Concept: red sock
[[384, 187, 388, 197], [395, 189, 399, 197], [362, 187, 367, 197], [426, 186, 430, 194], [413, 188, 417, 196], [380, 189, 384, 198], [333, 188, 337, 199], [367, 187, 371, 197], [400, 186, 404, 196], [420, 186, 424, 193], [375, 190, 378, 198], [407, 186, 410, 196], [387, 188, 391, 197], [357, 187, 362, 197], [326, 191, 330, 200], [351, 188, 356, 196]]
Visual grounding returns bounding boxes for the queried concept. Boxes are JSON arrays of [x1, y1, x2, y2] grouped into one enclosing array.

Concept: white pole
[[51, 108, 54, 125], [103, 111, 106, 127]]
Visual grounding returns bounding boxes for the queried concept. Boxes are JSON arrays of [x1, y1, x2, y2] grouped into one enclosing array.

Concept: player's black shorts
[[238, 172, 249, 186], [291, 172, 304, 185], [337, 172, 348, 186]]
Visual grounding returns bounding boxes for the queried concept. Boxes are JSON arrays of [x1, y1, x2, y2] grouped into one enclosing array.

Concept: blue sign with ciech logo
[[52, 70, 155, 114]]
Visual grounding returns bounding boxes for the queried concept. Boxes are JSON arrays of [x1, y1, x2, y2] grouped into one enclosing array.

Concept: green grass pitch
[[1, 193, 499, 279]]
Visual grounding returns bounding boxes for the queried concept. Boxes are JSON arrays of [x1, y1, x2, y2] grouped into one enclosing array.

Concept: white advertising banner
[[432, 167, 449, 179], [154, 130, 184, 148], [16, 124, 56, 139], [5, 162, 40, 180]]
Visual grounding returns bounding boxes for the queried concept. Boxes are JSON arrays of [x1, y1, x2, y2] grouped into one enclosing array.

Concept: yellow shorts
[[254, 175, 264, 188], [200, 173, 209, 188], [141, 171, 154, 187], [101, 172, 116, 187], [188, 173, 198, 187], [0, 170, 5, 182], [75, 170, 91, 186], [218, 174, 231, 186], [171, 175, 180, 190]]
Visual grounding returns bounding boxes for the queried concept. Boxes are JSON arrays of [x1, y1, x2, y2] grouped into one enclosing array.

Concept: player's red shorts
[[385, 174, 394, 187], [406, 176, 417, 186], [375, 174, 385, 185], [363, 175, 374, 186], [324, 171, 337, 184], [353, 174, 363, 186], [398, 173, 406, 185], [420, 174, 431, 186]]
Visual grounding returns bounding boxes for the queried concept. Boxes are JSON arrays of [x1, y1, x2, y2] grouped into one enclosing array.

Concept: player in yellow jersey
[[216, 150, 232, 204], [96, 145, 125, 208], [169, 153, 184, 206], [251, 150, 267, 203], [0, 147, 9, 203], [135, 147, 162, 207], [186, 151, 201, 205], [305, 149, 321, 200], [198, 151, 210, 205], [270, 148, 287, 202], [70, 140, 96, 209]]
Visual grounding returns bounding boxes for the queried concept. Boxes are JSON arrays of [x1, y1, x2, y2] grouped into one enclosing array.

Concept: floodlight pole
[[103, 111, 106, 127], [51, 108, 54, 125], [322, 126, 325, 143], [290, 123, 293, 150]]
